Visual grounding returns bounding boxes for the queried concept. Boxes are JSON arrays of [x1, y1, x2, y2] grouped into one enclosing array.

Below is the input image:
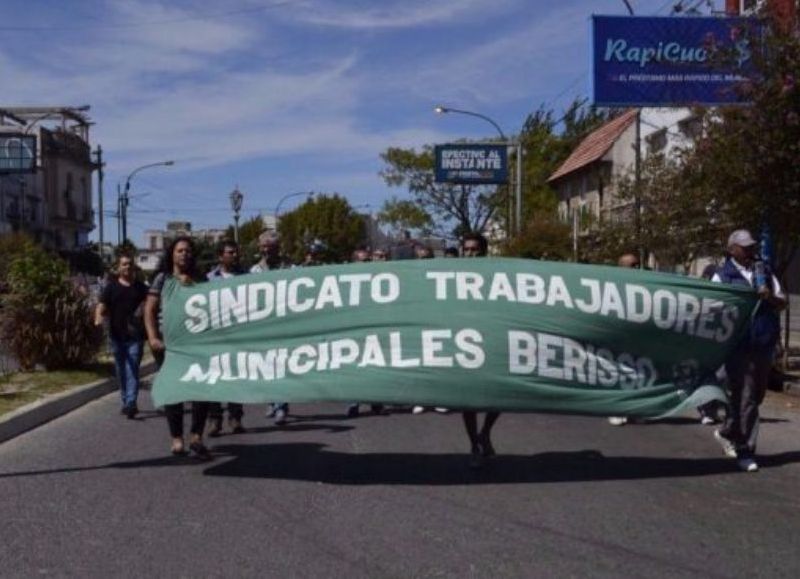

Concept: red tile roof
[[547, 109, 638, 183]]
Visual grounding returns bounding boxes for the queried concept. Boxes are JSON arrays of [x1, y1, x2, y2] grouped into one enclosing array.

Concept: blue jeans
[[111, 338, 144, 409]]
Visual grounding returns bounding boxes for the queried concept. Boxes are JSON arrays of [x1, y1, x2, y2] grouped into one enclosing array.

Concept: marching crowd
[[95, 227, 786, 471]]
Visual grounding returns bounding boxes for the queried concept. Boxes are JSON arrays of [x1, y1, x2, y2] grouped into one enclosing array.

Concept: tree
[[501, 215, 572, 261], [379, 146, 503, 238], [377, 197, 433, 237], [691, 18, 800, 277], [582, 152, 726, 270], [278, 194, 365, 263]]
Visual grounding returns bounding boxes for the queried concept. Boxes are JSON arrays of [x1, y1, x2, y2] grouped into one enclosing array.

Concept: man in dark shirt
[[94, 253, 148, 418]]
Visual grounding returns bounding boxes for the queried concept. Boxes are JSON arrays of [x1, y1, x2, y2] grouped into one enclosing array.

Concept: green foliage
[[1, 243, 101, 370], [379, 146, 503, 238], [691, 25, 800, 276], [583, 153, 725, 270], [501, 215, 572, 261], [192, 238, 218, 276], [377, 197, 432, 236], [0, 233, 36, 291], [278, 194, 366, 264]]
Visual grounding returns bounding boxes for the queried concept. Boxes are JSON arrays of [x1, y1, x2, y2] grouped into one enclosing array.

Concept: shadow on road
[[196, 445, 800, 484], [3, 443, 800, 485]]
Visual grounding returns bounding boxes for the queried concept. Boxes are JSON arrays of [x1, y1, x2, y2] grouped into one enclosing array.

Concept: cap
[[727, 229, 757, 248]]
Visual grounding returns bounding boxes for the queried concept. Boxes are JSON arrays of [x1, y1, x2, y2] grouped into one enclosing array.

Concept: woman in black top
[[144, 236, 211, 458]]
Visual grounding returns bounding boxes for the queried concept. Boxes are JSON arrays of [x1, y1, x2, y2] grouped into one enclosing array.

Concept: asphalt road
[[1, 381, 799, 578]]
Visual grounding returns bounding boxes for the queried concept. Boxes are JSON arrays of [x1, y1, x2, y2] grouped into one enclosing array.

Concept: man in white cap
[[711, 229, 786, 472]]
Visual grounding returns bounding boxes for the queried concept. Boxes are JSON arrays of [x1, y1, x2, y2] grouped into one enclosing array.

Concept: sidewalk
[[0, 361, 156, 444]]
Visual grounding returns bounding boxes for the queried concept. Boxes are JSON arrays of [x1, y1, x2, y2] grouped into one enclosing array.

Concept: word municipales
[[179, 329, 657, 389], [181, 271, 740, 343]]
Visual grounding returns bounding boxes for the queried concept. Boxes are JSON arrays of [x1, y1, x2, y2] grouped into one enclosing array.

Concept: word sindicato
[[183, 272, 400, 333]]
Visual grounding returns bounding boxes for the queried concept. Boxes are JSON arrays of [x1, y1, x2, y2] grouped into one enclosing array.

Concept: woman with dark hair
[[144, 236, 211, 459]]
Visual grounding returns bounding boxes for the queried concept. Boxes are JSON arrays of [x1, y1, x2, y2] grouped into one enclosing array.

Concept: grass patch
[[0, 362, 114, 416]]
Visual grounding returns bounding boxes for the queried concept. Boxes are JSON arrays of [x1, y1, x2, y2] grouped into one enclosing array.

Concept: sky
[[1, 0, 705, 246]]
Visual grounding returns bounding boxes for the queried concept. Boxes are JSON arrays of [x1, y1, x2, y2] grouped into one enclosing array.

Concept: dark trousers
[[721, 346, 773, 459], [165, 403, 210, 438], [208, 402, 244, 421], [153, 348, 210, 438]]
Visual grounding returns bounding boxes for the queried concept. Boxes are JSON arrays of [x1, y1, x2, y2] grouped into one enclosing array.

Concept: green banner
[[152, 259, 757, 417]]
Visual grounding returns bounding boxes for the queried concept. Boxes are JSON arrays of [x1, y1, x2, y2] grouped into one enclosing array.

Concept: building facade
[[0, 107, 95, 251]]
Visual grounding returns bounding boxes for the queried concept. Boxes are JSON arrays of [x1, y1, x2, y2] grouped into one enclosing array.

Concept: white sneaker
[[737, 458, 759, 472], [608, 416, 628, 426], [714, 430, 738, 458], [412, 406, 425, 415], [434, 407, 449, 414], [700, 416, 716, 426]]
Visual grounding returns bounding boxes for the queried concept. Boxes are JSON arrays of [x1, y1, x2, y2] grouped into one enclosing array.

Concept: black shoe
[[346, 406, 359, 418], [125, 406, 137, 419], [228, 419, 246, 434], [189, 441, 212, 460], [371, 404, 389, 415]]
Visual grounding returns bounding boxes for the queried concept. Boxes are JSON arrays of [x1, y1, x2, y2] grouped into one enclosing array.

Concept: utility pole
[[94, 145, 104, 261], [117, 182, 122, 245], [121, 184, 128, 245]]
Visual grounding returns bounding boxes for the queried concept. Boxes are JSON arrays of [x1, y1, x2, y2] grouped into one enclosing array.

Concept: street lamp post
[[121, 160, 175, 243], [434, 105, 523, 235], [275, 191, 313, 217], [229, 186, 244, 244]]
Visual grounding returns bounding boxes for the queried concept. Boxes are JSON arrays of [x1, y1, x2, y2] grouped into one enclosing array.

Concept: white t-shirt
[[711, 258, 785, 300]]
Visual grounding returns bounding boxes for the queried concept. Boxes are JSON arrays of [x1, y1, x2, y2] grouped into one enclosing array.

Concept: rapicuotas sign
[[593, 15, 761, 106]]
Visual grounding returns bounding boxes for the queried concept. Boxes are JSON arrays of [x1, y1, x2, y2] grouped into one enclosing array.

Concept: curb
[[0, 362, 157, 444]]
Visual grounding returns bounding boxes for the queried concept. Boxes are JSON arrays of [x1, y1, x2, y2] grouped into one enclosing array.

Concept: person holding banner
[[460, 232, 500, 469], [346, 247, 387, 418], [712, 229, 786, 473], [251, 231, 290, 425], [144, 236, 211, 459], [608, 252, 640, 427], [206, 239, 246, 436]]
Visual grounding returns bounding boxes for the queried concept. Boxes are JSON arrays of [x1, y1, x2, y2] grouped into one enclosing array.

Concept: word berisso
[[179, 329, 655, 390], [182, 271, 739, 343]]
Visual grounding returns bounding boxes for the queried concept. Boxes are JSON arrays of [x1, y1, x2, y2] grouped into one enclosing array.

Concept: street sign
[[434, 144, 508, 185], [0, 134, 37, 174], [592, 15, 760, 106]]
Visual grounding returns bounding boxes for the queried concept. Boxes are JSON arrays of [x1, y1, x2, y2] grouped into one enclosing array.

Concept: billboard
[[592, 16, 760, 106], [0, 134, 37, 174], [434, 144, 508, 185]]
